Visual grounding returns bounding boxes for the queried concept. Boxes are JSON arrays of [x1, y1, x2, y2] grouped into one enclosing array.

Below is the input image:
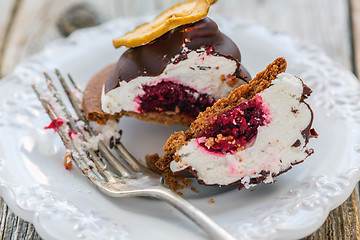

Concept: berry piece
[[199, 95, 270, 153], [139, 80, 215, 119]]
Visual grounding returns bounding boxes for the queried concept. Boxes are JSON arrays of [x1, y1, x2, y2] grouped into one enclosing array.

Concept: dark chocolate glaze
[[299, 82, 318, 145], [292, 82, 317, 148], [105, 17, 250, 93]]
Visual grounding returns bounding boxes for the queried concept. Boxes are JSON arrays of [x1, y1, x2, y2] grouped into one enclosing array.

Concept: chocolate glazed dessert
[[83, 17, 250, 125], [105, 17, 249, 91], [156, 58, 318, 190]]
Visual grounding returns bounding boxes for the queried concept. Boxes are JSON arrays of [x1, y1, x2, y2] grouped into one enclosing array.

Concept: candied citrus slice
[[113, 0, 212, 48]]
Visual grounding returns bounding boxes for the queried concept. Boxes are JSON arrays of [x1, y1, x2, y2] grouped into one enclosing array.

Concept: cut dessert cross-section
[[156, 57, 317, 190]]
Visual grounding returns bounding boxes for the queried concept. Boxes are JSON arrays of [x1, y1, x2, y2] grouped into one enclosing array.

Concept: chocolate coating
[[105, 17, 250, 93]]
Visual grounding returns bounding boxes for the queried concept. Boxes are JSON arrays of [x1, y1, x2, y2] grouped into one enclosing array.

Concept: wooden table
[[0, 0, 359, 239]]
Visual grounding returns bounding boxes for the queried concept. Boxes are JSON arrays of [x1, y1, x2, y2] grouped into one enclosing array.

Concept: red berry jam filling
[[198, 95, 270, 153], [138, 80, 215, 119]]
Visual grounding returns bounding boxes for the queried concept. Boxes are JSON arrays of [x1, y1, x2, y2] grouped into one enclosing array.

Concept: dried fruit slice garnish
[[113, 0, 214, 48]]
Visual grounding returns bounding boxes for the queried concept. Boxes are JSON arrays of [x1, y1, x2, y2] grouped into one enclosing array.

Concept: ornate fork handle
[[151, 187, 235, 240], [104, 184, 236, 240]]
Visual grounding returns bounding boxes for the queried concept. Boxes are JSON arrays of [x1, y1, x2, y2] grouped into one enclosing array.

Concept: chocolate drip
[[105, 17, 250, 93], [300, 83, 312, 101], [292, 139, 301, 147], [292, 83, 317, 149], [299, 82, 318, 146]]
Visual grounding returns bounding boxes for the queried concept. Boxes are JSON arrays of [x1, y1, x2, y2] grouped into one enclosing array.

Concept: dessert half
[[83, 17, 250, 125], [156, 57, 317, 189]]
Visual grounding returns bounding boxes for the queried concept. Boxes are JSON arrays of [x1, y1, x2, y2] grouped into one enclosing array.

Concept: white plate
[[1, 15, 360, 240]]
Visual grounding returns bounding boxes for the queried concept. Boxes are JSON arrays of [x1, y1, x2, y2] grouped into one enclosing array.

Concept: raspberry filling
[[198, 95, 270, 153], [138, 80, 215, 119]]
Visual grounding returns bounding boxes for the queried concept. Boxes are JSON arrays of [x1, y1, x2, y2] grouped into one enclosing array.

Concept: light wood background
[[0, 0, 359, 239]]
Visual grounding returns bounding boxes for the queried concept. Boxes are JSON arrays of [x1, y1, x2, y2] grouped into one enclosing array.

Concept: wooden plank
[[0, 0, 116, 76], [0, 0, 16, 48], [0, 198, 41, 240], [0, 0, 81, 76], [3, 0, 351, 74], [349, 0, 360, 236], [350, 0, 360, 77], [0, 0, 180, 76], [0, 197, 8, 237], [0, 0, 17, 78], [304, 188, 360, 240], [210, 0, 352, 68]]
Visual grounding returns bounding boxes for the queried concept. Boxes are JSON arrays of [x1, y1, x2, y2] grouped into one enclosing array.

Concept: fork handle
[[150, 187, 237, 240]]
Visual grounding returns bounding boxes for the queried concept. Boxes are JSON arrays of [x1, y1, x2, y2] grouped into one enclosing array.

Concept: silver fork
[[32, 70, 236, 240]]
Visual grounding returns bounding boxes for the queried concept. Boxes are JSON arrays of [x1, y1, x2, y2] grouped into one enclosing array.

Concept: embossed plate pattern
[[0, 15, 360, 240]]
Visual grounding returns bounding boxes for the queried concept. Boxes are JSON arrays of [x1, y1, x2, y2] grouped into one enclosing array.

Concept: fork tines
[[32, 70, 142, 184], [32, 70, 238, 240]]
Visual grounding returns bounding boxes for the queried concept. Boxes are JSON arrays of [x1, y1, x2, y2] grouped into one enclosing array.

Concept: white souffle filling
[[101, 50, 239, 114], [170, 73, 312, 188]]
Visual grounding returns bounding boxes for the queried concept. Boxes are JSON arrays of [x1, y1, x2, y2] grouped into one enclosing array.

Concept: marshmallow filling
[[101, 50, 243, 117]]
